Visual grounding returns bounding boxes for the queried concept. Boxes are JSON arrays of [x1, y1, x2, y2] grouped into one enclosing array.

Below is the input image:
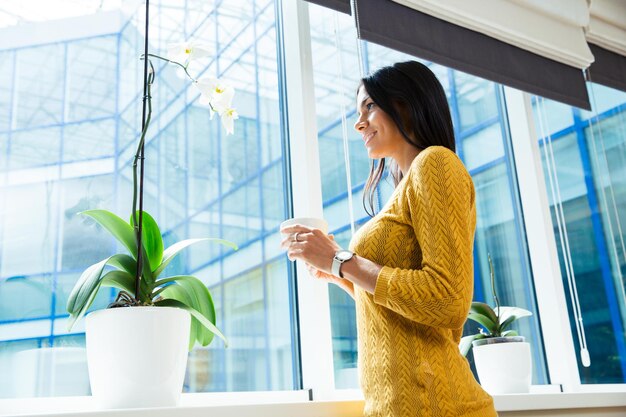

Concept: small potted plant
[[65, 4, 238, 409], [460, 254, 533, 394]]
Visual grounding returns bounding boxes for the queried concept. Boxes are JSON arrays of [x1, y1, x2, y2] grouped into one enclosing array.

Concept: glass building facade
[[0, 0, 296, 396], [0, 0, 625, 399]]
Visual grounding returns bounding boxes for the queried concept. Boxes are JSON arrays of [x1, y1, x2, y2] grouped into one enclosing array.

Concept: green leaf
[[158, 284, 198, 350], [107, 254, 151, 302], [157, 275, 218, 347], [469, 302, 498, 325], [101, 270, 135, 294], [66, 256, 114, 330], [154, 238, 237, 278], [467, 312, 498, 334], [155, 299, 228, 348], [498, 315, 517, 334], [81, 210, 137, 258], [130, 211, 163, 272], [107, 254, 137, 276], [502, 330, 518, 337]]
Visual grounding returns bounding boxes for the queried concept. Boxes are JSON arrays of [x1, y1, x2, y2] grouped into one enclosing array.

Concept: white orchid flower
[[220, 108, 239, 135], [167, 41, 211, 66], [195, 77, 235, 111], [194, 77, 237, 133]]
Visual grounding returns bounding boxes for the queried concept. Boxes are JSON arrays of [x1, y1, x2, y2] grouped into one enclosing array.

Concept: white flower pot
[[85, 306, 190, 409], [472, 336, 531, 394]]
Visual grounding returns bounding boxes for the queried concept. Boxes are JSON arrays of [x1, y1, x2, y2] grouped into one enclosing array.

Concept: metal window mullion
[[251, 0, 273, 390], [279, 0, 335, 399], [215, 3, 227, 392], [502, 86, 581, 391], [495, 85, 535, 313]]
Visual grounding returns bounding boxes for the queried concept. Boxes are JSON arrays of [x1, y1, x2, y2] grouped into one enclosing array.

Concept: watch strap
[[331, 256, 342, 277], [331, 250, 354, 277]]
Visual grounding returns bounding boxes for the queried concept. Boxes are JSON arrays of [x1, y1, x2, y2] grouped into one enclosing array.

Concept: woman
[[282, 61, 497, 417]]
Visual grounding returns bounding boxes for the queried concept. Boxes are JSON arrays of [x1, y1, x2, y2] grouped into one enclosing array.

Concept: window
[[0, 0, 297, 397], [533, 83, 626, 383], [1, 0, 626, 404], [308, 3, 548, 388]]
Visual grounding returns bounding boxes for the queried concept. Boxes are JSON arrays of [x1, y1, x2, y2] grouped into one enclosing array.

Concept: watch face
[[336, 250, 353, 261]]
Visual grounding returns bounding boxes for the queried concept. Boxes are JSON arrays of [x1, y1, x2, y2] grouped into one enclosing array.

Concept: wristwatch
[[331, 250, 354, 277]]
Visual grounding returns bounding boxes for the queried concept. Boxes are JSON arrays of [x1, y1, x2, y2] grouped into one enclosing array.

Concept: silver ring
[[293, 232, 300, 242]]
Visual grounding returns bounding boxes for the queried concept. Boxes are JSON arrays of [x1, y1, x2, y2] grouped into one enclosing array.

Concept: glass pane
[[15, 45, 65, 128], [535, 84, 626, 383], [0, 275, 52, 321], [188, 106, 220, 213], [462, 123, 504, 171], [59, 175, 117, 271], [63, 119, 116, 162], [0, 134, 8, 172], [532, 96, 574, 135], [0, 183, 59, 277], [0, 50, 13, 132], [10, 126, 61, 169], [454, 72, 498, 132], [0, 0, 295, 397], [67, 36, 117, 121], [309, 3, 548, 389]]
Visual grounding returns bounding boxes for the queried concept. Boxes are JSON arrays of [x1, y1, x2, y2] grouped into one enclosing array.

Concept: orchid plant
[[459, 254, 532, 356], [66, 40, 237, 350]]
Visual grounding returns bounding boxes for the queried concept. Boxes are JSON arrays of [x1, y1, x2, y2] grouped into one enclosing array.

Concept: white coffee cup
[[280, 217, 328, 234]]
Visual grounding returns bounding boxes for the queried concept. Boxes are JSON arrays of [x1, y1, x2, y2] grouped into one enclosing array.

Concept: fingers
[[280, 225, 315, 249], [286, 246, 303, 262], [306, 263, 326, 279], [280, 224, 314, 235], [280, 232, 311, 248], [305, 263, 318, 277]]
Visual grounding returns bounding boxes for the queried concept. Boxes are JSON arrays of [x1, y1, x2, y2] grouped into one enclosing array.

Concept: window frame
[[1, 0, 626, 406]]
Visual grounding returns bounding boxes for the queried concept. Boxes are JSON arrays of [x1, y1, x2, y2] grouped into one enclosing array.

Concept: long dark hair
[[361, 61, 455, 217]]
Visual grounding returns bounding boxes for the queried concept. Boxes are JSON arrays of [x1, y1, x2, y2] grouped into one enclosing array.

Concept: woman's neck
[[394, 145, 421, 176]]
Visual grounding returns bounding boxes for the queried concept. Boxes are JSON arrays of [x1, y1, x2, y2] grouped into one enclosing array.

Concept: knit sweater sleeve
[[372, 147, 475, 329]]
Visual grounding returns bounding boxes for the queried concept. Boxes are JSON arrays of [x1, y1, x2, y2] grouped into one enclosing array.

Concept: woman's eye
[[366, 102, 375, 110]]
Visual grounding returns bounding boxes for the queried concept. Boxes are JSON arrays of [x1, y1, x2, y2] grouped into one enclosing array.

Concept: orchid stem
[[487, 253, 501, 334], [143, 53, 217, 113], [134, 0, 151, 301]]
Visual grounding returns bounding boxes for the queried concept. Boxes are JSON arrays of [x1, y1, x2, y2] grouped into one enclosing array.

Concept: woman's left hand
[[280, 225, 341, 274]]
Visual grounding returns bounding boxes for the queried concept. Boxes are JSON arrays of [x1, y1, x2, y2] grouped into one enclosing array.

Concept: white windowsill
[[2, 390, 626, 417]]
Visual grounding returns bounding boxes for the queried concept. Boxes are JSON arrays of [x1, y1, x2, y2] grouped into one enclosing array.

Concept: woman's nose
[[354, 117, 366, 132]]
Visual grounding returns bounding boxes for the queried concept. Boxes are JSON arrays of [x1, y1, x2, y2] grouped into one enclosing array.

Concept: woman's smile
[[363, 131, 376, 145]]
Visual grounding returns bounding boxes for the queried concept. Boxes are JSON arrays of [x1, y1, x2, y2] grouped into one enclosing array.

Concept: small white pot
[[472, 336, 531, 394], [85, 306, 191, 409]]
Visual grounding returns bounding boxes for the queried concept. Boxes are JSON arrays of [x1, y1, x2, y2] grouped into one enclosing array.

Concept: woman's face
[[354, 85, 406, 160]]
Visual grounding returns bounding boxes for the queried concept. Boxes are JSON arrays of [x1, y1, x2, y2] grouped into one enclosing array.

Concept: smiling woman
[[284, 60, 498, 417], [307, 0, 550, 396]]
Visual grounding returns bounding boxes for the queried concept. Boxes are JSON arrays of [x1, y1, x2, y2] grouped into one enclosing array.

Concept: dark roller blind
[[305, 0, 592, 110], [588, 44, 626, 93]]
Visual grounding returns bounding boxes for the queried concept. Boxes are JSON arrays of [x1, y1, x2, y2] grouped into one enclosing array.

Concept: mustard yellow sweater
[[350, 146, 497, 417]]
